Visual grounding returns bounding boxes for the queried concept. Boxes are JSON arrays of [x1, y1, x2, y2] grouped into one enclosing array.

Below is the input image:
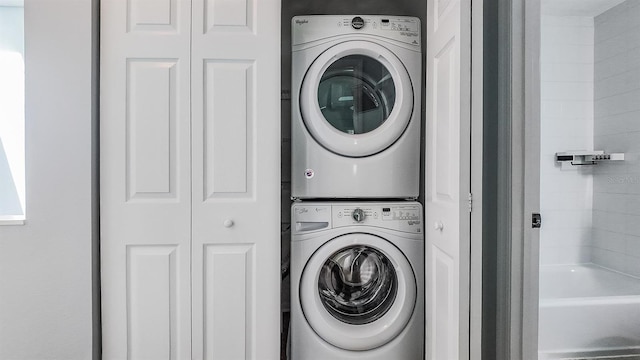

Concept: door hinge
[[468, 193, 473, 212]]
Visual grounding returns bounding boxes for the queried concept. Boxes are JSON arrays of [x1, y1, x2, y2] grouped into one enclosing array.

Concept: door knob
[[223, 219, 234, 228], [434, 221, 444, 231]]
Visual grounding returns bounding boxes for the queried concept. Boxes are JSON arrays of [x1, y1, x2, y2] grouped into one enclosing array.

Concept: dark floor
[[281, 312, 290, 360]]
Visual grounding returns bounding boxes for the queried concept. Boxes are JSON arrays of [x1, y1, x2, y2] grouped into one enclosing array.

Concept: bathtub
[[539, 264, 640, 359]]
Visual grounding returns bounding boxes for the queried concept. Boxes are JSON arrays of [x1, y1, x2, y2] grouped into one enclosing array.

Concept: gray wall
[[592, 0, 640, 276], [0, 0, 99, 358]]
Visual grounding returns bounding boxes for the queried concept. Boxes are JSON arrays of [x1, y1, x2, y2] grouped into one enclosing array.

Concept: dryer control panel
[[292, 15, 421, 49]]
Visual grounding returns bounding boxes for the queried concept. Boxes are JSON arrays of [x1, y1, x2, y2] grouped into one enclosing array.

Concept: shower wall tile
[[540, 115, 594, 142], [594, 129, 636, 151], [592, 228, 626, 252], [543, 190, 594, 210], [595, 52, 630, 80], [541, 227, 592, 247], [543, 15, 593, 28], [593, 0, 640, 274], [593, 210, 629, 233], [595, 90, 640, 117], [541, 100, 595, 120], [631, 46, 640, 65], [592, 248, 622, 270], [594, 35, 627, 62], [541, 63, 594, 83], [540, 15, 595, 265], [626, 214, 640, 236], [593, 192, 628, 212], [596, 2, 627, 21], [542, 82, 594, 101], [542, 44, 595, 64], [626, 235, 640, 257], [542, 210, 593, 230], [625, 194, 640, 213], [594, 69, 640, 100], [624, 255, 640, 278], [629, 25, 640, 49], [594, 111, 640, 136]]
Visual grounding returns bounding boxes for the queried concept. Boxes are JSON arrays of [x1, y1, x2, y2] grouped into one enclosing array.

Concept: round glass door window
[[318, 245, 398, 325], [317, 55, 396, 135]]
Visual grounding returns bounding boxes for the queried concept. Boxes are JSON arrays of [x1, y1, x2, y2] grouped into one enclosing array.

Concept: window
[[0, 1, 25, 223]]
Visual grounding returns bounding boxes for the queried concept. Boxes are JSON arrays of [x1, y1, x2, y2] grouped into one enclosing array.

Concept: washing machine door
[[300, 233, 417, 351], [300, 40, 414, 157]]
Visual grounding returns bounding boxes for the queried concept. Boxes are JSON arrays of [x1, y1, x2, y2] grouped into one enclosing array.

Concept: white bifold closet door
[[190, 0, 281, 359], [425, 0, 472, 358], [100, 0, 281, 358]]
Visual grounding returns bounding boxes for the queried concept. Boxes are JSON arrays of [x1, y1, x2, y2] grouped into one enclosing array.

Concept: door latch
[[532, 213, 542, 229]]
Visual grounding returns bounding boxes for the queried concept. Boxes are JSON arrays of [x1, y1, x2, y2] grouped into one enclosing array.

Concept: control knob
[[351, 16, 365, 29], [352, 208, 365, 222]]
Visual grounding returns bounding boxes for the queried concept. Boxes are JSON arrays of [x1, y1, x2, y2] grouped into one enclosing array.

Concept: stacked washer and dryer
[[290, 15, 424, 360]]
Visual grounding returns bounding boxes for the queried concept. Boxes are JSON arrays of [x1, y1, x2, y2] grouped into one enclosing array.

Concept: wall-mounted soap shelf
[[555, 150, 625, 166]]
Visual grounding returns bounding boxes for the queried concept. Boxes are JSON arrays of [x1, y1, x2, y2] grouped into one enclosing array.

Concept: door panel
[[205, 0, 253, 29], [433, 246, 456, 359], [126, 60, 178, 199], [127, 246, 179, 360], [426, 0, 472, 358], [203, 244, 255, 359], [128, 0, 178, 32], [191, 0, 281, 359], [130, 1, 170, 25], [203, 60, 254, 199], [101, 0, 192, 359]]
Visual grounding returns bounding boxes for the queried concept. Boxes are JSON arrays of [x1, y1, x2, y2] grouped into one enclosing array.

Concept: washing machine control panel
[[334, 204, 422, 233], [292, 203, 422, 234]]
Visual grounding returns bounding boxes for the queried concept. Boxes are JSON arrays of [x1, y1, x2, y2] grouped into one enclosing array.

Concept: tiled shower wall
[[540, 16, 594, 265], [592, 0, 640, 277]]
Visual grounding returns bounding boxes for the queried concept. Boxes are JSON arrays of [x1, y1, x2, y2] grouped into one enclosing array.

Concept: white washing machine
[[290, 202, 424, 359], [291, 15, 422, 199]]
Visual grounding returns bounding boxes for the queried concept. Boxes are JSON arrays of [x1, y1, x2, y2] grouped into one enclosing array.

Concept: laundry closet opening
[[279, 1, 426, 359]]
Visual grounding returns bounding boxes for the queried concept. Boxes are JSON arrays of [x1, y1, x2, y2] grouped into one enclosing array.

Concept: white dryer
[[290, 202, 424, 359], [291, 15, 422, 199]]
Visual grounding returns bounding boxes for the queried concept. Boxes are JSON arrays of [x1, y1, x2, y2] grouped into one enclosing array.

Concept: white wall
[[0, 0, 98, 358], [540, 15, 595, 265], [592, 0, 640, 277]]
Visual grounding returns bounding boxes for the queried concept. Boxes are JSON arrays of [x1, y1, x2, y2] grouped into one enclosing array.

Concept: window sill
[[0, 216, 26, 226]]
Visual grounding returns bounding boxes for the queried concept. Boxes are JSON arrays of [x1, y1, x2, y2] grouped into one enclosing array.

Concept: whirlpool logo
[[295, 19, 309, 25]]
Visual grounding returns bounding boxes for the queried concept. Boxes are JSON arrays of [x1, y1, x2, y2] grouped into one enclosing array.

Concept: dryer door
[[300, 233, 417, 351], [300, 41, 414, 157]]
